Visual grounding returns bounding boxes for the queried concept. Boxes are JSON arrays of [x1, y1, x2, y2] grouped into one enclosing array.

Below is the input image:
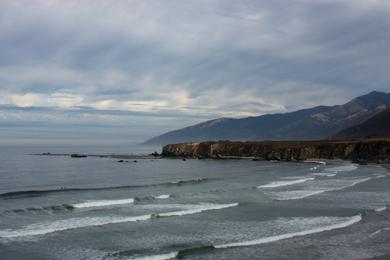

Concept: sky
[[0, 0, 389, 146]]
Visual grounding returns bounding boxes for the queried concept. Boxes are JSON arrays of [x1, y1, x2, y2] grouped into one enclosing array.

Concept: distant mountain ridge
[[333, 107, 390, 139], [144, 91, 390, 145]]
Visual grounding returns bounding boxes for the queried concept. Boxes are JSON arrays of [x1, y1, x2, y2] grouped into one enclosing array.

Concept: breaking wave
[[270, 177, 372, 200], [155, 194, 170, 199], [0, 203, 238, 238], [325, 164, 358, 173], [0, 214, 152, 238], [375, 206, 387, 212], [272, 190, 325, 200], [74, 194, 172, 209], [72, 198, 135, 209], [149, 215, 363, 257], [312, 173, 336, 177], [257, 178, 314, 189], [129, 252, 179, 260], [214, 214, 362, 248], [304, 160, 327, 165], [5, 194, 172, 214], [156, 203, 238, 218]]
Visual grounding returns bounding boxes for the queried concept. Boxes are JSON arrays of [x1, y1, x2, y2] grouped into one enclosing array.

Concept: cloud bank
[[0, 0, 389, 144]]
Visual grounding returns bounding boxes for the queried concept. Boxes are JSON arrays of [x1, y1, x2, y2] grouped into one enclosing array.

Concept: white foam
[[368, 226, 390, 238], [157, 203, 239, 217], [0, 203, 238, 238], [375, 206, 387, 212], [325, 164, 358, 173], [345, 177, 372, 187], [72, 194, 171, 209], [271, 177, 372, 200], [130, 251, 178, 260], [312, 173, 336, 177], [214, 215, 362, 248], [0, 214, 151, 238], [155, 194, 170, 199], [304, 160, 327, 165], [72, 198, 135, 209], [273, 190, 326, 200], [368, 229, 382, 238], [257, 178, 314, 189]]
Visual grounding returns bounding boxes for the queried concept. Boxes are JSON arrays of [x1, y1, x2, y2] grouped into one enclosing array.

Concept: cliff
[[162, 140, 390, 164]]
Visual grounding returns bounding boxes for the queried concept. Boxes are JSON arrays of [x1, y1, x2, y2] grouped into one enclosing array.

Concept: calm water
[[1, 146, 390, 260]]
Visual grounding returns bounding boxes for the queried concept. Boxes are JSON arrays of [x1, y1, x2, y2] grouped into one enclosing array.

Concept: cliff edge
[[162, 140, 390, 164]]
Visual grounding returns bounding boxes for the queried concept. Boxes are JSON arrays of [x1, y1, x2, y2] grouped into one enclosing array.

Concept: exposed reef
[[162, 139, 390, 164]]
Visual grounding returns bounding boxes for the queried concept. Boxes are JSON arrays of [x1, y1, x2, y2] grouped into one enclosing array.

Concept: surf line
[[0, 203, 239, 238], [129, 251, 179, 260], [214, 214, 362, 249], [257, 177, 314, 189], [115, 214, 363, 259]]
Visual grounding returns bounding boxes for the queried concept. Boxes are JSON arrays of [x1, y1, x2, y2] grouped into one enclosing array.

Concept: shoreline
[[32, 139, 390, 166], [161, 139, 390, 164]]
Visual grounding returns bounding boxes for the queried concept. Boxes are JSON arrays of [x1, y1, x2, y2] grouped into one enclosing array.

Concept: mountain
[[144, 91, 390, 145], [333, 107, 390, 139]]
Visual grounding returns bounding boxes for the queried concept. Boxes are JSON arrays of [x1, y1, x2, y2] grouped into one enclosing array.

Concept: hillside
[[144, 91, 390, 145], [333, 108, 390, 139]]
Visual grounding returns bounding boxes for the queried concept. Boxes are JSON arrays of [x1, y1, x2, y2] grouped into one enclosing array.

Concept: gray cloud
[[0, 0, 389, 144]]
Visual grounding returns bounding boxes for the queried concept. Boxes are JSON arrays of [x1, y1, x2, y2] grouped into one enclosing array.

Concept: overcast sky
[[0, 0, 389, 146]]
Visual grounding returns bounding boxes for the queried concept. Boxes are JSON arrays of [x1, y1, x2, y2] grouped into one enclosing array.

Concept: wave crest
[[0, 202, 238, 239], [214, 215, 362, 248], [270, 177, 372, 200], [257, 178, 314, 189]]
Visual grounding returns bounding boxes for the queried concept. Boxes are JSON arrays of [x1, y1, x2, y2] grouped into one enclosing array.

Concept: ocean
[[1, 145, 390, 259]]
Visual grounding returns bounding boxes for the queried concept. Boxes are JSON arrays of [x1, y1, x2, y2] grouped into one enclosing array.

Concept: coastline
[[161, 139, 390, 164]]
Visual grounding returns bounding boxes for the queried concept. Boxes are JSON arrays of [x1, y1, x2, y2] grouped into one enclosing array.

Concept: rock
[[162, 140, 390, 163], [70, 154, 87, 158], [150, 151, 160, 156]]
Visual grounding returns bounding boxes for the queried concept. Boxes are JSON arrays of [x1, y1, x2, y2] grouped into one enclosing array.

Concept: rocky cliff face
[[162, 140, 390, 163]]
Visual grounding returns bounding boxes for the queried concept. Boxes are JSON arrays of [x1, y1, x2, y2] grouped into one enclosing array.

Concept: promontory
[[162, 139, 390, 164]]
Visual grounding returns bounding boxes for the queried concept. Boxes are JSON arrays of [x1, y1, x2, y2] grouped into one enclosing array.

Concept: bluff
[[145, 91, 390, 145], [333, 108, 390, 139], [162, 140, 390, 164]]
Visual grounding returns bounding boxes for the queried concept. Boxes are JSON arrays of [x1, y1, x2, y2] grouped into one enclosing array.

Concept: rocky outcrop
[[162, 140, 390, 163]]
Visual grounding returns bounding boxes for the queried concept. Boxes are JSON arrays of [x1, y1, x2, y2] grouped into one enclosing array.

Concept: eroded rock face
[[162, 140, 390, 163]]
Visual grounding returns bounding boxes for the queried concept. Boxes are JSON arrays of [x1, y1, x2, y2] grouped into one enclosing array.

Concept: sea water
[[1, 146, 390, 259]]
